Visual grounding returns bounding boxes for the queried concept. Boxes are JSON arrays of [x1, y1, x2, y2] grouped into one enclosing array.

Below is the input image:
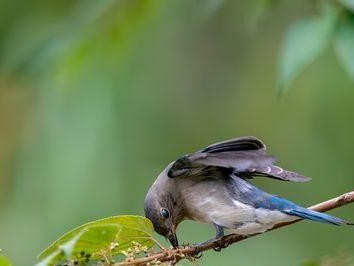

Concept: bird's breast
[[181, 180, 293, 234], [181, 180, 256, 225]]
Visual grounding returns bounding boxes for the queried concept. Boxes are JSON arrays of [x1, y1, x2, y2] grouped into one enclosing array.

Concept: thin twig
[[115, 190, 354, 266]]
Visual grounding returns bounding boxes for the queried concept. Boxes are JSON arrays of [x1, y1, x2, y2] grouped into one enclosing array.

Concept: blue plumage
[[226, 174, 351, 226], [283, 208, 348, 225]]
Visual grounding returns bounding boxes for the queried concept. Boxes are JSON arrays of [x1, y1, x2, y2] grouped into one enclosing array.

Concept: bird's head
[[144, 184, 183, 248]]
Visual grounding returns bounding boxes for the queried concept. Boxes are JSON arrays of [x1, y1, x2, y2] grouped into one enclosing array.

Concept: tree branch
[[115, 190, 354, 266]]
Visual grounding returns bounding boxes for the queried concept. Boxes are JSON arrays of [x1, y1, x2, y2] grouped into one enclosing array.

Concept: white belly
[[182, 180, 296, 235], [230, 208, 296, 235], [191, 198, 295, 235]]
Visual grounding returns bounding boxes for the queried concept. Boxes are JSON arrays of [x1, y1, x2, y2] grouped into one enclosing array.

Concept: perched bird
[[144, 136, 352, 248]]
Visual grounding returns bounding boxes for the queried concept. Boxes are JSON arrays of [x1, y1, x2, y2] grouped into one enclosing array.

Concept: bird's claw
[[213, 245, 222, 252], [213, 238, 229, 252], [192, 236, 229, 253], [221, 241, 229, 249]]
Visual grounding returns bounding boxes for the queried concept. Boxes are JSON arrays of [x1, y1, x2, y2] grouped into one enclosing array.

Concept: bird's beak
[[167, 228, 179, 248]]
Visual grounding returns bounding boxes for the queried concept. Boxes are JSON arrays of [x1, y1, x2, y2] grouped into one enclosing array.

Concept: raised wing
[[168, 136, 310, 182], [200, 136, 265, 153]]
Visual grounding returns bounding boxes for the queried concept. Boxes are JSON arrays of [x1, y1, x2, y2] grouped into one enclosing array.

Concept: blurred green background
[[0, 1, 353, 265]]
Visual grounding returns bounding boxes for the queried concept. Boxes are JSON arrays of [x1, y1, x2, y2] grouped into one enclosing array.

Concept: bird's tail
[[284, 208, 353, 226]]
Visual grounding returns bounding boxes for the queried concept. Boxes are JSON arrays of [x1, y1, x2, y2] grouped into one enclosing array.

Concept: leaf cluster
[[35, 215, 159, 266], [278, 0, 354, 92]]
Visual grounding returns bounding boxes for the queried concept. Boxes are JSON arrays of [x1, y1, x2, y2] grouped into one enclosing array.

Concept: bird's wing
[[200, 136, 266, 153], [168, 136, 310, 182]]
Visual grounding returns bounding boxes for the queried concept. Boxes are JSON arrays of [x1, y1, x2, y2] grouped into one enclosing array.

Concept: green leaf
[[59, 229, 86, 258], [277, 6, 338, 92], [0, 254, 12, 266], [340, 0, 354, 12], [333, 18, 354, 79], [33, 250, 61, 266], [37, 215, 154, 262]]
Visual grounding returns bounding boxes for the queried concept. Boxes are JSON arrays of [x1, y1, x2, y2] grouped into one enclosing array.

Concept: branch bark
[[115, 190, 354, 266]]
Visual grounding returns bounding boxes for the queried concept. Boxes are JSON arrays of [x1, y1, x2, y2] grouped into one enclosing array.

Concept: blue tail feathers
[[239, 181, 353, 226], [284, 208, 352, 226]]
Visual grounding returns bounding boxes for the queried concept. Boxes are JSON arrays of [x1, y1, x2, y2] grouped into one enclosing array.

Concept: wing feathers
[[201, 136, 265, 153], [168, 136, 310, 183], [246, 165, 311, 182]]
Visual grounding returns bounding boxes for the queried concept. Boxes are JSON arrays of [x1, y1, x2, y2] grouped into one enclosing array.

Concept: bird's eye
[[160, 208, 170, 219]]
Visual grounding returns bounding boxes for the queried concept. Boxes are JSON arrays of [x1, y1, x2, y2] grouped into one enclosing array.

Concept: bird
[[144, 136, 352, 249]]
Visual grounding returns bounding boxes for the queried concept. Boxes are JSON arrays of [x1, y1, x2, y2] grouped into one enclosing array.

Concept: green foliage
[[36, 215, 155, 265], [35, 251, 61, 266], [340, 0, 354, 12], [277, 5, 338, 92], [334, 17, 354, 79], [0, 254, 12, 266], [278, 2, 354, 92]]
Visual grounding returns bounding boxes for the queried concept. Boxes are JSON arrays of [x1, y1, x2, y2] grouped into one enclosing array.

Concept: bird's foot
[[192, 250, 203, 259], [211, 223, 227, 251], [190, 239, 212, 258], [192, 236, 229, 253], [213, 237, 229, 252]]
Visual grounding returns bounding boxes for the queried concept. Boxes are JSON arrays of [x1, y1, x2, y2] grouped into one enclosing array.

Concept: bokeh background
[[0, 1, 353, 265]]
